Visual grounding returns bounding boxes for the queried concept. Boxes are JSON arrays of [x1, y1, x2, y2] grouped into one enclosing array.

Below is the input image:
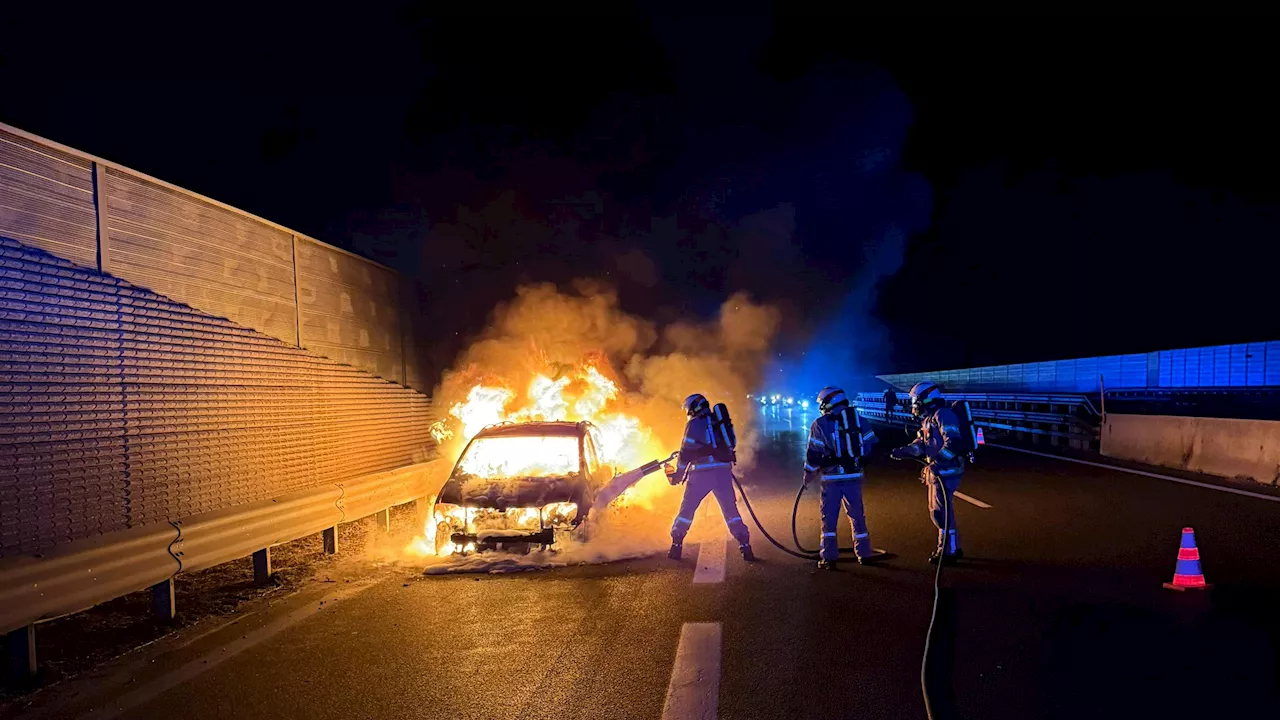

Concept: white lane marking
[[953, 491, 991, 509], [662, 622, 721, 720], [693, 539, 727, 584], [990, 443, 1280, 504]]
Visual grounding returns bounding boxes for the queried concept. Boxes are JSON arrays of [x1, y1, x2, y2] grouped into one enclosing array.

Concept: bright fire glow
[[407, 362, 673, 556], [574, 365, 617, 418], [445, 364, 663, 473], [457, 435, 580, 478], [451, 385, 515, 439]]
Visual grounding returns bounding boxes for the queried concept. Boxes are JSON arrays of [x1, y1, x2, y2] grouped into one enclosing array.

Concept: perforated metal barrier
[[879, 342, 1280, 394], [0, 122, 439, 559], [0, 236, 437, 557], [0, 123, 424, 390]]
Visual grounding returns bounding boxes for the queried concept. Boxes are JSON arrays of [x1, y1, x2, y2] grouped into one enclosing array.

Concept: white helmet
[[816, 386, 848, 415], [908, 381, 942, 417]]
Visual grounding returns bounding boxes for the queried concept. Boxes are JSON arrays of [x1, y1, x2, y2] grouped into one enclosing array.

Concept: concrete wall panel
[[1102, 413, 1280, 486]]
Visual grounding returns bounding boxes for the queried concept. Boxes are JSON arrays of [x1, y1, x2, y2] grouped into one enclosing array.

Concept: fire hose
[[616, 448, 949, 719], [730, 474, 861, 560], [733, 458, 950, 720], [915, 455, 949, 720]]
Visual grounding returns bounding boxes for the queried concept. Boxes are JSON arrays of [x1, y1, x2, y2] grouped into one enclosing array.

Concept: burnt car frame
[[431, 421, 615, 555]]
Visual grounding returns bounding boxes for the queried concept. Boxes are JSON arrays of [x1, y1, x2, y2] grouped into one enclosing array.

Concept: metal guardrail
[[339, 464, 444, 522], [175, 486, 346, 575], [853, 392, 1101, 447], [0, 524, 180, 634], [1102, 387, 1280, 422], [945, 392, 1101, 416], [0, 460, 443, 636]]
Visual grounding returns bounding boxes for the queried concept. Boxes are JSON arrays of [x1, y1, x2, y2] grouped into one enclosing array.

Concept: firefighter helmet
[[682, 393, 710, 418], [817, 386, 849, 415], [908, 381, 943, 417]]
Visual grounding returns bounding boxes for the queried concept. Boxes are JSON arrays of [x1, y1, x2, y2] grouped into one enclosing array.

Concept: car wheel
[[433, 521, 453, 556]]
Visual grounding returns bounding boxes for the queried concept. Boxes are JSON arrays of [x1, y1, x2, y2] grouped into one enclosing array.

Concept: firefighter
[[803, 386, 879, 570], [890, 381, 965, 564], [668, 393, 755, 562]]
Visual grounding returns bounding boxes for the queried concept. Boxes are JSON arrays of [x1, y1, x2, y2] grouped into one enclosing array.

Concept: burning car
[[431, 420, 675, 556], [431, 421, 609, 555]]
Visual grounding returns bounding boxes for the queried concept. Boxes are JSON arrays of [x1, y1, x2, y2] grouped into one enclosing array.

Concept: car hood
[[443, 474, 583, 509]]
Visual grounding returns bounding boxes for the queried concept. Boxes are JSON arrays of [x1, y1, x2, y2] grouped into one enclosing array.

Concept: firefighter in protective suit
[[890, 382, 965, 564], [668, 394, 755, 562], [803, 387, 879, 570]]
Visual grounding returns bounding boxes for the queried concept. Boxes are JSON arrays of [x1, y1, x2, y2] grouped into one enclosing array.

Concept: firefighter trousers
[[819, 479, 873, 562], [670, 466, 750, 547], [926, 468, 963, 555]]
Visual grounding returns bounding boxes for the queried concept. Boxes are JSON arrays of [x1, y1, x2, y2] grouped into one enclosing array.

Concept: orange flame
[[439, 362, 662, 469], [406, 360, 674, 557]]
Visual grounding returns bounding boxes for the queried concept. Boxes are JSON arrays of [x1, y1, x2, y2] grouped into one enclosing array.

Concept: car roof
[[472, 421, 588, 439]]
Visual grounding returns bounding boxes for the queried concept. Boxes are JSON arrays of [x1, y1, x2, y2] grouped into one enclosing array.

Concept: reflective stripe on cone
[[1164, 527, 1210, 591]]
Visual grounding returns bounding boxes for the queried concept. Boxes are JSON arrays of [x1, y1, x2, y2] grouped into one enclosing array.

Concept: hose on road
[[735, 456, 951, 720], [730, 474, 859, 560], [789, 481, 856, 556], [919, 457, 950, 720]]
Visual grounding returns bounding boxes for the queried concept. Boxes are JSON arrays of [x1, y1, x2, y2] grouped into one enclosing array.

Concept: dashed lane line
[[693, 539, 727, 584], [953, 491, 992, 509], [662, 622, 722, 720]]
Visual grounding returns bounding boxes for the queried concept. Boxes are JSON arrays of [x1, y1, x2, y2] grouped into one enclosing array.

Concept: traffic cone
[[975, 427, 985, 445], [1163, 527, 1210, 591]]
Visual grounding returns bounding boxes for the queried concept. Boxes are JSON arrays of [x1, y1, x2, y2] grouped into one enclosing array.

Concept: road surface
[[12, 409, 1280, 719]]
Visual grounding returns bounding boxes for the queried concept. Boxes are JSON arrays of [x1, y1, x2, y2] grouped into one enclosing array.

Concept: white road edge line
[[953, 491, 992, 509], [80, 580, 379, 720], [990, 443, 1280, 504], [693, 539, 727, 584], [662, 622, 722, 720]]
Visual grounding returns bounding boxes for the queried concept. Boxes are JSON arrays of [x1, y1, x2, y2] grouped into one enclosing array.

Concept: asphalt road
[[15, 410, 1280, 719]]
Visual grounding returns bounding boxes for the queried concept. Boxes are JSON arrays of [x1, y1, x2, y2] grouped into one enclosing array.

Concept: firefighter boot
[[739, 543, 756, 562], [668, 542, 683, 561], [817, 559, 837, 571]]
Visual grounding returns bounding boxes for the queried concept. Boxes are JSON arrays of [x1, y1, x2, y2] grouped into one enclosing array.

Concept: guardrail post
[[151, 579, 176, 622], [6, 624, 36, 683], [323, 526, 339, 555], [374, 508, 390, 533], [253, 548, 273, 585]]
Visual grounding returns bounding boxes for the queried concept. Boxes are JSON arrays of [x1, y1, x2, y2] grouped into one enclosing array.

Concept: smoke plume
[[434, 282, 778, 467], [411, 283, 780, 566]]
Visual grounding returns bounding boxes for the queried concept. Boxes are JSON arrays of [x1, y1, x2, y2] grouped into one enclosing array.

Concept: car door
[[582, 433, 611, 492]]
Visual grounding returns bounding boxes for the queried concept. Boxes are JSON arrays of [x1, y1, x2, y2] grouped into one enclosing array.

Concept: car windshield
[[456, 434, 580, 479]]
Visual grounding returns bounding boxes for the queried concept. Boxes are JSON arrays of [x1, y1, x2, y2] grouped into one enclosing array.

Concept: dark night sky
[[4, 4, 1279, 383]]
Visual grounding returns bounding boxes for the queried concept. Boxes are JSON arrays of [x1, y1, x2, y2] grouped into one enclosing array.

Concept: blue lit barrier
[[853, 392, 1100, 447]]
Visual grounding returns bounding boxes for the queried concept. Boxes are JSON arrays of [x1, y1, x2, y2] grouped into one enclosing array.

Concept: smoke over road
[[404, 282, 781, 568]]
